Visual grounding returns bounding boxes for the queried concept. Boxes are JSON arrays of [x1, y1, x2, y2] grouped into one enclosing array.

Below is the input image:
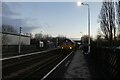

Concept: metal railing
[[91, 46, 120, 80]]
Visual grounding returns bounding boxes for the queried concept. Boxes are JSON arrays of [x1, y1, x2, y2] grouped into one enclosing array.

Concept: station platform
[[64, 50, 91, 79], [44, 49, 106, 80]]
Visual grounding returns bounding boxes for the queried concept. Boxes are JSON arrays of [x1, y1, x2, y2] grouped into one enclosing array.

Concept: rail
[[2, 49, 65, 79]]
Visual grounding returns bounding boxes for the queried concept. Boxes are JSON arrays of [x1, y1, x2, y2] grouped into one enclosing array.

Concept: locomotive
[[60, 39, 76, 50]]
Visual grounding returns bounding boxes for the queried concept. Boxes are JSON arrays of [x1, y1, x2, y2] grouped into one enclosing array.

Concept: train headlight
[[70, 47, 72, 49], [62, 47, 63, 49]]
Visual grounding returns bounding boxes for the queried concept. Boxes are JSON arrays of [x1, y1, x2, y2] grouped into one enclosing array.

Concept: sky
[[2, 2, 102, 38]]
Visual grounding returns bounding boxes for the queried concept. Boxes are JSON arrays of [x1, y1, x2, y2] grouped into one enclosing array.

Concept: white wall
[[3, 33, 30, 45]]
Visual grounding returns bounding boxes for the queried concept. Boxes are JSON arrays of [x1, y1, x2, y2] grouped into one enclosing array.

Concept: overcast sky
[[2, 2, 102, 38]]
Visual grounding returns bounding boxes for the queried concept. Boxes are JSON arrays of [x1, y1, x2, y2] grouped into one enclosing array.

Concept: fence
[[2, 45, 38, 53], [2, 42, 56, 54], [91, 46, 120, 80]]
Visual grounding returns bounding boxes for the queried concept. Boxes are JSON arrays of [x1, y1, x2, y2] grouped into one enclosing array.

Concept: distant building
[[70, 38, 81, 44], [2, 32, 30, 45]]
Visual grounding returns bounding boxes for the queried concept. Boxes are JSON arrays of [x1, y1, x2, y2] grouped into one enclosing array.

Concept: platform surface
[[64, 50, 92, 79], [45, 50, 106, 80]]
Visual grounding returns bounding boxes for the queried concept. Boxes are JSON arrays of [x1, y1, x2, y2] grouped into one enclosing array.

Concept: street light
[[77, 1, 91, 54], [77, 1, 82, 6], [80, 32, 83, 40], [80, 32, 83, 46]]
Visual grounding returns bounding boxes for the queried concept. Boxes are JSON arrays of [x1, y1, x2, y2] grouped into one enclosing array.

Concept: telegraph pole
[[56, 38, 58, 47], [18, 27, 22, 54]]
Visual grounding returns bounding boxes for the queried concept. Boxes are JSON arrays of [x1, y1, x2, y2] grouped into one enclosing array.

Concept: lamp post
[[80, 32, 83, 44], [80, 32, 83, 38], [56, 38, 58, 47], [77, 1, 91, 54]]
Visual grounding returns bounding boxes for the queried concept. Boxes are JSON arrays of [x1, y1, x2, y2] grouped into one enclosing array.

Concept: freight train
[[60, 39, 76, 50]]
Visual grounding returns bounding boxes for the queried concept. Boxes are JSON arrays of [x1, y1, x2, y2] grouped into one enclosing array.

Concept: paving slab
[[64, 50, 92, 79]]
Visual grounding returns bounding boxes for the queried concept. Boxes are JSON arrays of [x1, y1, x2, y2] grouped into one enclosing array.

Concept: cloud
[[2, 2, 39, 33], [2, 3, 19, 17], [22, 26, 41, 33], [2, 16, 25, 27]]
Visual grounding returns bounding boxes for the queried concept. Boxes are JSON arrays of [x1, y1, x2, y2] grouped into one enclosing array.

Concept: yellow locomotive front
[[60, 39, 76, 50]]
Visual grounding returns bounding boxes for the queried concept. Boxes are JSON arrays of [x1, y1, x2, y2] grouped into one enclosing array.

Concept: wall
[[2, 33, 30, 45]]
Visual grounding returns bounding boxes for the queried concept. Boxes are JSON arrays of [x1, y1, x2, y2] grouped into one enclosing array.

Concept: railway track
[[2, 49, 72, 80]]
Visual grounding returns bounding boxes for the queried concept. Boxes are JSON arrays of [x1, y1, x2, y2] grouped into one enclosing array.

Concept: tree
[[96, 29, 103, 40], [34, 33, 52, 41], [99, 1, 116, 40], [56, 35, 66, 44], [2, 24, 17, 45], [43, 34, 52, 40], [116, 1, 120, 39], [2, 24, 17, 33], [25, 33, 33, 39], [34, 33, 43, 40], [81, 35, 93, 44]]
